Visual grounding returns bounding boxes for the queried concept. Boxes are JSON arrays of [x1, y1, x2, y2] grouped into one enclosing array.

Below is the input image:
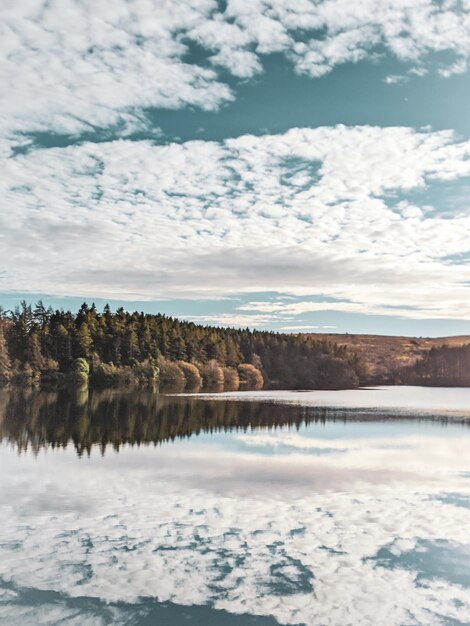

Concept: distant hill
[[305, 334, 470, 382]]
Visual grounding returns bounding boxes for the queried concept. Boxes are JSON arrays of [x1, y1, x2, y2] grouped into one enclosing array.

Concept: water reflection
[[1, 388, 468, 456], [1, 389, 470, 625]]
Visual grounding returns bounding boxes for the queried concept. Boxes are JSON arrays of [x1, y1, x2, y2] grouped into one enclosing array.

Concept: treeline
[[0, 301, 364, 391], [397, 343, 470, 386]]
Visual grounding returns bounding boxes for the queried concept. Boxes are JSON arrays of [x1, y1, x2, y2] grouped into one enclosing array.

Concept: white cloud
[[279, 325, 321, 330], [2, 124, 470, 319], [182, 313, 287, 327], [384, 74, 408, 84], [2, 0, 470, 141], [1, 0, 234, 140], [278, 324, 338, 331]]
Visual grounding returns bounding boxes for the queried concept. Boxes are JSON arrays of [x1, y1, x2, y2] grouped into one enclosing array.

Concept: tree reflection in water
[[0, 388, 466, 456]]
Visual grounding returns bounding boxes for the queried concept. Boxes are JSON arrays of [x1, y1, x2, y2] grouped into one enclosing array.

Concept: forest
[[397, 343, 470, 386], [0, 301, 365, 391]]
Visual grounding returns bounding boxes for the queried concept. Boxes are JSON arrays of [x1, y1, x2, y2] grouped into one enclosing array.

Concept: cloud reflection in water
[[0, 389, 470, 625]]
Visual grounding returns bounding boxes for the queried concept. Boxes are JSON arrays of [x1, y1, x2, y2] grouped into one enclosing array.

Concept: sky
[[2, 0, 470, 336]]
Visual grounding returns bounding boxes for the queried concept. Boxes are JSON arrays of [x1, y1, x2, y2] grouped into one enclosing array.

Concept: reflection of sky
[[204, 417, 468, 446], [375, 538, 470, 589], [197, 386, 470, 415], [1, 405, 470, 625]]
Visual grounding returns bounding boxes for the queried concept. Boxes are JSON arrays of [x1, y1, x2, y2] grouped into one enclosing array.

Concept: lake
[[0, 386, 469, 626]]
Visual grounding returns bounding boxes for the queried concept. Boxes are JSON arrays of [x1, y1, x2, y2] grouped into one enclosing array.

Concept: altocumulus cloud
[[3, 0, 470, 321], [3, 0, 470, 143], [2, 125, 470, 318]]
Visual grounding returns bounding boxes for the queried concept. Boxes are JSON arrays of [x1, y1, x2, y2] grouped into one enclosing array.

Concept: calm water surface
[[0, 386, 469, 626]]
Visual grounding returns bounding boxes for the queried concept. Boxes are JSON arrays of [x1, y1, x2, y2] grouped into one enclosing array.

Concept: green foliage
[[0, 302, 365, 390], [74, 358, 90, 375], [71, 357, 90, 387], [0, 323, 12, 385], [75, 323, 93, 358], [55, 324, 72, 369]]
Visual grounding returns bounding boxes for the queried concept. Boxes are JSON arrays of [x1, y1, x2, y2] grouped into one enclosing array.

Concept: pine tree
[[74, 322, 93, 359], [55, 324, 72, 369], [0, 323, 12, 384]]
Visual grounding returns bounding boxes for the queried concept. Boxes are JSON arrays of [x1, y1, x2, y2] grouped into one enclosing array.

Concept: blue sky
[[2, 0, 470, 335]]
